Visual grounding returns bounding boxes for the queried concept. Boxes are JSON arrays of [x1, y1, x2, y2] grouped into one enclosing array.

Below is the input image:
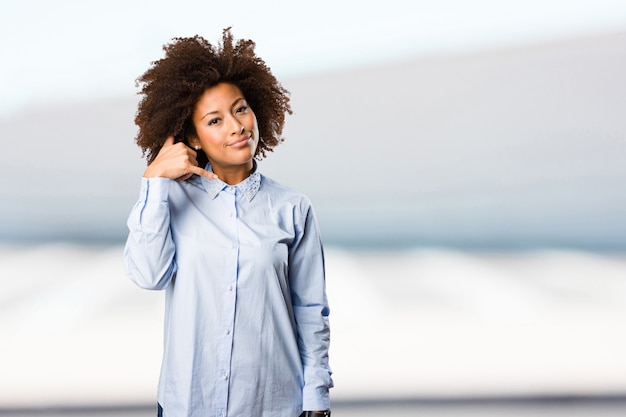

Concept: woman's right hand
[[143, 136, 217, 181]]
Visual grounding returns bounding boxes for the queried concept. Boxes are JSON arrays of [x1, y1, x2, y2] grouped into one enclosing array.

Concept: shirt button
[[225, 329, 230, 335], [223, 374, 229, 380], [228, 285, 233, 291]]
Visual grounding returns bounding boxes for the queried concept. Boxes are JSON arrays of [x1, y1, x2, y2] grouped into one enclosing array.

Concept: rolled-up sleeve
[[289, 201, 333, 410], [123, 177, 177, 290]]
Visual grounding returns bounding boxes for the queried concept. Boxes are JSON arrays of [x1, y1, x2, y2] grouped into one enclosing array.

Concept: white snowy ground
[[1, 244, 626, 408]]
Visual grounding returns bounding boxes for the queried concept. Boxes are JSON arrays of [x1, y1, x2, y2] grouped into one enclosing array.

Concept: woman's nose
[[231, 122, 244, 134], [228, 115, 245, 134]]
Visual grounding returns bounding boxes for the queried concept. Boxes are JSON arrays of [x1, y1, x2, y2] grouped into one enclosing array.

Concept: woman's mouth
[[228, 133, 252, 147]]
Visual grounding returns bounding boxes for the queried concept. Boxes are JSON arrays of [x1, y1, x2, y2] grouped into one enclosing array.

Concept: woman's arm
[[124, 136, 216, 289], [123, 177, 177, 290], [289, 201, 333, 411]]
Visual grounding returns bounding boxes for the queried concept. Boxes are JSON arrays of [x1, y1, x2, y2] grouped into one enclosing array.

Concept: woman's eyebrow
[[201, 98, 245, 120], [200, 110, 218, 121], [231, 97, 245, 108]]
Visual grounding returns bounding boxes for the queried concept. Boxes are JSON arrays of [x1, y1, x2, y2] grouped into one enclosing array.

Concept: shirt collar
[[197, 161, 261, 201]]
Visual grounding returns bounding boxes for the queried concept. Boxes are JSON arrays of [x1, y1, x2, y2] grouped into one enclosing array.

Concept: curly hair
[[134, 28, 292, 166]]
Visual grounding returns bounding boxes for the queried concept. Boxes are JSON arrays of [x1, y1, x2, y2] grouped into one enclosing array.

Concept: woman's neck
[[211, 161, 255, 185]]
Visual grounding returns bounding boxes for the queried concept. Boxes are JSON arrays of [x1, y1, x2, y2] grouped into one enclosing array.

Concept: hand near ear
[[144, 136, 218, 181]]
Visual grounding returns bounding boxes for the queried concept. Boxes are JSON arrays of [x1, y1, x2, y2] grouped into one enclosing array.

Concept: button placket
[[214, 189, 238, 414]]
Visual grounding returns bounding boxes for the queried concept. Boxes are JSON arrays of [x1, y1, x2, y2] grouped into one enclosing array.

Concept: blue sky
[[2, 0, 626, 116]]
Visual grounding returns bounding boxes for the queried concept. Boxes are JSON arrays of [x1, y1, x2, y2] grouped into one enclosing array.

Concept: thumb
[[163, 136, 175, 147]]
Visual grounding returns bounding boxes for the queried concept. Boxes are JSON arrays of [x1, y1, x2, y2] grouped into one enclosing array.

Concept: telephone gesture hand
[[144, 136, 217, 181]]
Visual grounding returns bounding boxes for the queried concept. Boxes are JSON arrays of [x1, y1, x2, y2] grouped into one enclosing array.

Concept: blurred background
[[1, 0, 626, 415]]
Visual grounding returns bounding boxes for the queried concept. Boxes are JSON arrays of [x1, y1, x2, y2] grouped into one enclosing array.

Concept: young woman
[[123, 28, 332, 417]]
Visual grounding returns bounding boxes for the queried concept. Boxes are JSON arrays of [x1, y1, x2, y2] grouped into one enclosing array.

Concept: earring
[[194, 145, 200, 151]]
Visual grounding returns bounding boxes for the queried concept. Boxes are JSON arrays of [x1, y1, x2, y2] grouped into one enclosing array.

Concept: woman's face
[[190, 83, 259, 174]]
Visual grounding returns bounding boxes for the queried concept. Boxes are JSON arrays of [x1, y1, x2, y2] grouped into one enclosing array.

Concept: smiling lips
[[227, 133, 253, 147]]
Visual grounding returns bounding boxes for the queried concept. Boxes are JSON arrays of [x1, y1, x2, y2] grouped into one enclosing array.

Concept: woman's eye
[[236, 105, 248, 113], [208, 118, 220, 125]]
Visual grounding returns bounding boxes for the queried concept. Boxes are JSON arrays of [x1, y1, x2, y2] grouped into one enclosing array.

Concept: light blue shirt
[[123, 166, 332, 417]]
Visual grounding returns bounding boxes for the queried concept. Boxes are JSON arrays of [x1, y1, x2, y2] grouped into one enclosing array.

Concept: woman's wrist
[[300, 411, 331, 417]]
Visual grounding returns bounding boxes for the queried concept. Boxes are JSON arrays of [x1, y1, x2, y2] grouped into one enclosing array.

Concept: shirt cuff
[[302, 369, 332, 411], [139, 177, 171, 203]]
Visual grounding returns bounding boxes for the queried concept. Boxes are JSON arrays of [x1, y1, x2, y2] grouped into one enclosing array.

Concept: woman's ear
[[188, 136, 200, 149]]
